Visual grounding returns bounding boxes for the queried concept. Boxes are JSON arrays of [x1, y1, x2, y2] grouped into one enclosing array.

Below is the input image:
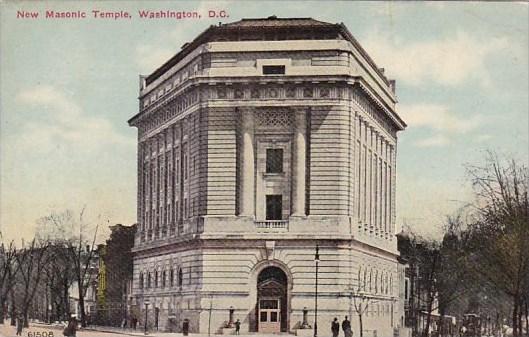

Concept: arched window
[[170, 268, 174, 287], [369, 269, 373, 293], [363, 269, 367, 291], [385, 273, 389, 294], [139, 272, 144, 289], [147, 272, 152, 288], [178, 268, 183, 287], [375, 270, 378, 293], [155, 270, 159, 288], [162, 270, 167, 288]]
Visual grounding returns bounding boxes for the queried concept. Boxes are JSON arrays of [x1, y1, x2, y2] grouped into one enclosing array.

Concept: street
[[0, 323, 160, 337], [0, 323, 294, 337]]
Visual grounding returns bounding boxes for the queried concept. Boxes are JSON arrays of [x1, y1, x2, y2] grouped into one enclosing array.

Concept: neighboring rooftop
[[223, 16, 332, 27], [145, 16, 389, 87]]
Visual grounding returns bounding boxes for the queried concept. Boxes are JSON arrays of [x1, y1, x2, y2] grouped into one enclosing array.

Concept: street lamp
[[144, 299, 150, 336], [314, 244, 320, 337]]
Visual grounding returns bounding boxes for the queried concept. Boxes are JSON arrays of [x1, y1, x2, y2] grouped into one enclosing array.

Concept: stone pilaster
[[240, 109, 255, 217], [291, 109, 307, 216]]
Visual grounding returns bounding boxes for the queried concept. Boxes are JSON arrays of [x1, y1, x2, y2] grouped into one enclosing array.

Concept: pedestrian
[[235, 318, 241, 335], [16, 314, 23, 336], [331, 317, 340, 337], [63, 315, 78, 337], [132, 317, 138, 330], [342, 316, 352, 337]]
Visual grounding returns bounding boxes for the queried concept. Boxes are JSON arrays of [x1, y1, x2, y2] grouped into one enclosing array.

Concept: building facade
[[128, 17, 406, 336], [95, 224, 137, 326]]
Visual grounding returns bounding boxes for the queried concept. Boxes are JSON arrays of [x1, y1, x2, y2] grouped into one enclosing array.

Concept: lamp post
[[314, 244, 320, 337], [144, 299, 150, 336], [228, 306, 235, 328]]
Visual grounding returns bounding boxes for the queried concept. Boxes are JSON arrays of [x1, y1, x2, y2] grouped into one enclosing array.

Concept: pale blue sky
[[1, 1, 528, 241]]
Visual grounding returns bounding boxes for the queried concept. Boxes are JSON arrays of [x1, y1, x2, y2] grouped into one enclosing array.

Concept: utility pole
[[208, 296, 213, 337]]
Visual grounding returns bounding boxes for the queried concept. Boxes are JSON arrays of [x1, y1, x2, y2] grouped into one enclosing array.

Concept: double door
[[258, 298, 280, 333]]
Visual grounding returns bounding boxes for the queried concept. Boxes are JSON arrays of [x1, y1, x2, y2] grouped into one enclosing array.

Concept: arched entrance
[[256, 266, 288, 333]]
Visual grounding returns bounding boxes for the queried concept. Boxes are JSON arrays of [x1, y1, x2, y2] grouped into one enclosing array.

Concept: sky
[[1, 1, 528, 242]]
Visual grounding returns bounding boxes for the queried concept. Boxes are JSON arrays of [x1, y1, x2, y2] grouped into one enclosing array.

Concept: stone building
[[128, 16, 406, 336], [95, 224, 137, 326]]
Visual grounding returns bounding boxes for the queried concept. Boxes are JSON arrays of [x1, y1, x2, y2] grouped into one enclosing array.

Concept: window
[[183, 143, 188, 180], [139, 273, 144, 289], [170, 269, 174, 287], [178, 268, 183, 287], [162, 270, 166, 287], [266, 149, 283, 173], [154, 271, 158, 288], [266, 195, 283, 220], [262, 65, 285, 75], [147, 273, 151, 288]]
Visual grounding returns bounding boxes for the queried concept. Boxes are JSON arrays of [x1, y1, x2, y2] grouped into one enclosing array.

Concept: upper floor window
[[266, 195, 283, 220], [262, 65, 285, 75], [178, 268, 183, 287], [266, 149, 283, 173]]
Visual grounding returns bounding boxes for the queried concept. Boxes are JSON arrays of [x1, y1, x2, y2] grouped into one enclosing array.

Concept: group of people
[[331, 316, 353, 337]]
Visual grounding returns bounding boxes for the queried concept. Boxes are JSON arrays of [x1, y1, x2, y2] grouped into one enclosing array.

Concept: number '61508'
[[27, 332, 54, 337]]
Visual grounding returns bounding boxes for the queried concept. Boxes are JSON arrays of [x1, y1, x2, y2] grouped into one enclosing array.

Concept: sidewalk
[[83, 324, 297, 337], [83, 325, 174, 336], [31, 322, 293, 337]]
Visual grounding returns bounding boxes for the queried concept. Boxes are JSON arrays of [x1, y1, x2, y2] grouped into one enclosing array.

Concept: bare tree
[[398, 227, 471, 337], [36, 208, 100, 328], [0, 237, 21, 324], [15, 239, 51, 327], [350, 290, 371, 337], [42, 245, 75, 322], [465, 153, 529, 337]]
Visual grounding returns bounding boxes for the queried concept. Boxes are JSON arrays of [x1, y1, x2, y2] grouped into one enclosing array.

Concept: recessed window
[[266, 195, 283, 220], [178, 268, 183, 287], [266, 149, 283, 173], [263, 65, 285, 75]]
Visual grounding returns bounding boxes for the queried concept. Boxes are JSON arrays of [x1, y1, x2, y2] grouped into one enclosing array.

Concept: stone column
[[240, 110, 255, 217], [291, 109, 307, 216]]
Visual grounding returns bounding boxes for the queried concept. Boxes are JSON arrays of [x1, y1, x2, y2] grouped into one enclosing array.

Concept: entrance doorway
[[257, 266, 288, 333]]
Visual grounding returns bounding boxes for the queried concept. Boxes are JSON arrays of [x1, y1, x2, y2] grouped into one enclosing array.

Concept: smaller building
[[95, 224, 137, 326]]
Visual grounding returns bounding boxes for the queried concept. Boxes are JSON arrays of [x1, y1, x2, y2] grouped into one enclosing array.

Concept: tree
[[350, 290, 371, 337], [398, 226, 471, 337], [0, 237, 21, 324], [465, 153, 529, 337], [42, 244, 75, 322], [35, 208, 100, 328], [15, 239, 50, 327]]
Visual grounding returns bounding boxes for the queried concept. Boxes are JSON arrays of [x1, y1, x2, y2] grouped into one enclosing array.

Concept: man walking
[[331, 317, 340, 337], [16, 314, 23, 336], [235, 319, 241, 335], [342, 316, 352, 337]]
